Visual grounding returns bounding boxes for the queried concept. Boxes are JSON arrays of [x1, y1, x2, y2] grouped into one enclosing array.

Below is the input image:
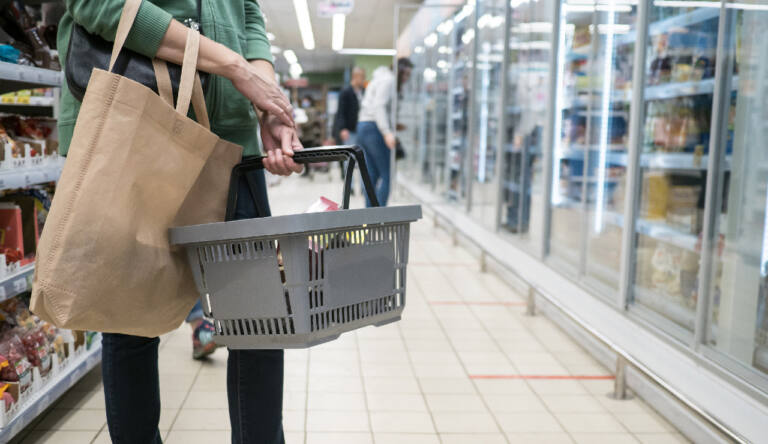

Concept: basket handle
[[225, 145, 379, 221]]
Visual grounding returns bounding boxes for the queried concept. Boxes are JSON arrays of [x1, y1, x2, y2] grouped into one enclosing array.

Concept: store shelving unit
[[0, 340, 102, 442], [0, 55, 100, 441], [0, 62, 61, 95]]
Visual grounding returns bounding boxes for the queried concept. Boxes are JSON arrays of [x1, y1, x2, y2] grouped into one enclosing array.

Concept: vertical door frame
[[693, 0, 735, 349], [495, 0, 514, 231], [617, 0, 650, 309]]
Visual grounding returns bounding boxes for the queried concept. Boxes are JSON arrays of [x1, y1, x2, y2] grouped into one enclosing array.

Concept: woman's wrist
[[222, 53, 250, 83]]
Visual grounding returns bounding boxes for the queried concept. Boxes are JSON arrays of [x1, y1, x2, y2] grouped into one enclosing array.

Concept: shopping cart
[[170, 146, 422, 349]]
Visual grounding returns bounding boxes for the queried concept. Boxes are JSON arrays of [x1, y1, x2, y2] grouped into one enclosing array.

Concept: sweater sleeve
[[244, 0, 274, 63], [65, 0, 172, 58], [372, 76, 394, 137]]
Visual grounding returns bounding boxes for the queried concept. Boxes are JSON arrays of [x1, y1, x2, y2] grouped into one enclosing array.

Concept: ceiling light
[[413, 46, 424, 54], [453, 4, 474, 23], [292, 0, 315, 50], [424, 33, 438, 47], [462, 29, 475, 45], [283, 49, 298, 65], [337, 48, 397, 56], [289, 63, 303, 79], [332, 14, 345, 51], [437, 20, 454, 35], [653, 0, 719, 7], [270, 46, 282, 54], [266, 32, 276, 41]]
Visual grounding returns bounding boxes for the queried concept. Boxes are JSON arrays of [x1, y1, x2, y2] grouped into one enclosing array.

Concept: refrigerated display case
[[629, 2, 720, 336], [445, 4, 476, 202], [430, 25, 452, 190], [419, 36, 439, 185], [468, 0, 505, 229], [705, 3, 768, 380], [399, 0, 768, 429], [500, 0, 553, 248]]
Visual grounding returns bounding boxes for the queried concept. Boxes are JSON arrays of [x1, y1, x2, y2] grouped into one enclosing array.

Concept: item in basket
[[305, 197, 340, 213], [0, 336, 32, 392]]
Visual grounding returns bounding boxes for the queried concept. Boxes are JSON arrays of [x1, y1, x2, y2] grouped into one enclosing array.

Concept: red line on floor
[[428, 301, 527, 307], [470, 374, 614, 380]]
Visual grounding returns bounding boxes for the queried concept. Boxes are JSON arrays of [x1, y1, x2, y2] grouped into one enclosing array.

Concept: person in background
[[333, 66, 365, 146], [58, 1, 301, 443], [357, 58, 413, 207], [332, 66, 365, 185]]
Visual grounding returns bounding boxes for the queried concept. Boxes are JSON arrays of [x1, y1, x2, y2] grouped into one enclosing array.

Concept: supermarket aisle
[[14, 174, 687, 444]]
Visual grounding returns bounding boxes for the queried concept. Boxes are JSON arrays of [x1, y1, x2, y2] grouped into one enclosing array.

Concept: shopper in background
[[333, 66, 366, 146], [57, 1, 299, 443], [332, 66, 365, 186], [357, 58, 413, 207]]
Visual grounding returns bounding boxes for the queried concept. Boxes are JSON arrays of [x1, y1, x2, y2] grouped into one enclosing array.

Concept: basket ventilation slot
[[215, 317, 296, 336], [310, 294, 402, 332]]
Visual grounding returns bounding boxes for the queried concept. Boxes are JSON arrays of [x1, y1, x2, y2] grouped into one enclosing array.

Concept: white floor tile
[[504, 433, 574, 443], [418, 377, 476, 394], [571, 433, 640, 444], [17, 430, 100, 443], [482, 394, 547, 413], [165, 430, 231, 444], [35, 409, 106, 431], [369, 411, 435, 433], [173, 409, 230, 430], [306, 410, 369, 432], [307, 392, 367, 411], [540, 395, 607, 413], [439, 433, 508, 444], [424, 394, 486, 412], [494, 412, 564, 433], [431, 411, 499, 433], [306, 432, 374, 444], [366, 393, 429, 412], [555, 413, 627, 433], [373, 433, 440, 444]]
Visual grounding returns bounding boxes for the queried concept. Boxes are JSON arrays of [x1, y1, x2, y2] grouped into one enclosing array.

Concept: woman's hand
[[230, 58, 295, 128], [260, 113, 304, 176]]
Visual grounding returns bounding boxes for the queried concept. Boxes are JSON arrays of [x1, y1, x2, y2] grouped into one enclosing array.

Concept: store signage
[[284, 77, 309, 88], [317, 0, 354, 18]]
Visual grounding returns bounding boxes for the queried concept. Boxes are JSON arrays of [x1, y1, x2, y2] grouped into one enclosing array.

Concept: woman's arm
[[65, 0, 294, 127], [155, 20, 294, 127]]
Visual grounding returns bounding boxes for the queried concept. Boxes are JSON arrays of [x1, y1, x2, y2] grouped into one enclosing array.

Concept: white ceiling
[[260, 0, 424, 74]]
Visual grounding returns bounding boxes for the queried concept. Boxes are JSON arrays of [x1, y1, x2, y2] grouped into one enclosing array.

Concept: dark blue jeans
[[102, 169, 285, 444], [357, 121, 391, 207]]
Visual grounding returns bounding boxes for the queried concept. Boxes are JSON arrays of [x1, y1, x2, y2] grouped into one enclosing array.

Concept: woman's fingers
[[290, 132, 304, 173]]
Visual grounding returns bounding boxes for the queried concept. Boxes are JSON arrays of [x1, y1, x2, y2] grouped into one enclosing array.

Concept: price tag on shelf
[[16, 96, 30, 104], [0, 287, 6, 299], [0, 96, 14, 104], [12, 278, 26, 293], [23, 173, 31, 186]]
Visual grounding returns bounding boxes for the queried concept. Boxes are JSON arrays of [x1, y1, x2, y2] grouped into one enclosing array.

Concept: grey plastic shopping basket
[[170, 146, 422, 349]]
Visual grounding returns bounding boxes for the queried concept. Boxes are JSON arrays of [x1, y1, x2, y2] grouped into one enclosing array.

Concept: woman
[[57, 1, 301, 442], [357, 58, 413, 207]]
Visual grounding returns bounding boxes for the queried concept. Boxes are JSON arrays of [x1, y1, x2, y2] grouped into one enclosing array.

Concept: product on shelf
[[20, 326, 51, 376], [0, 383, 15, 409], [0, 336, 32, 393], [666, 185, 701, 234]]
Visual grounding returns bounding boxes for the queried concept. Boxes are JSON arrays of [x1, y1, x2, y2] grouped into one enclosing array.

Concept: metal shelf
[[0, 263, 34, 302], [645, 78, 716, 101], [0, 102, 55, 117], [604, 211, 698, 251], [558, 149, 731, 171], [616, 8, 720, 46], [0, 62, 61, 95], [0, 341, 102, 442], [0, 161, 63, 191]]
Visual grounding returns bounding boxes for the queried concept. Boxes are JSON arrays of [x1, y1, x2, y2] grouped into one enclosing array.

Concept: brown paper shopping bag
[[31, 0, 242, 337]]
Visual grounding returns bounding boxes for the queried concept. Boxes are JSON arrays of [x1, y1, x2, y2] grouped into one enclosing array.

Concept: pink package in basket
[[305, 197, 340, 252], [304, 197, 339, 214]]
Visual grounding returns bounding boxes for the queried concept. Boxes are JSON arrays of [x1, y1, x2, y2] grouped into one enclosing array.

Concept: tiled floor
[[11, 174, 688, 443]]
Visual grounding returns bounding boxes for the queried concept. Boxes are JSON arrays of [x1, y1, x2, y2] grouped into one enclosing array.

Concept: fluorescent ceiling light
[[337, 48, 397, 56], [437, 19, 454, 35], [726, 1, 768, 9], [453, 4, 474, 23], [266, 32, 276, 41], [292, 0, 315, 50], [332, 14, 346, 51], [462, 29, 475, 45], [289, 63, 303, 79], [653, 0, 719, 7], [413, 46, 425, 54], [283, 49, 298, 65], [424, 33, 438, 47], [596, 4, 632, 11], [270, 46, 282, 54]]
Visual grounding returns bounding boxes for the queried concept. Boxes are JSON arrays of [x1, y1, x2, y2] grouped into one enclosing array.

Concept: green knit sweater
[[57, 0, 273, 156]]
